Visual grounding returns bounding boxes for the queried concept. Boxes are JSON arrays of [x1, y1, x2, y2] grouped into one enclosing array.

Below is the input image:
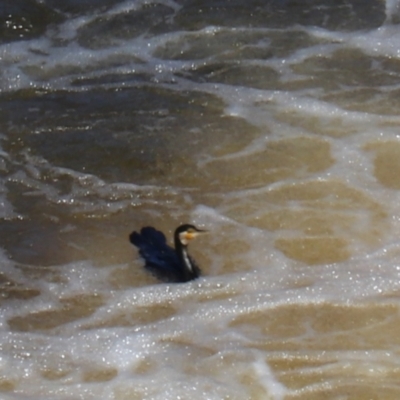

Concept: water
[[1, 0, 400, 398]]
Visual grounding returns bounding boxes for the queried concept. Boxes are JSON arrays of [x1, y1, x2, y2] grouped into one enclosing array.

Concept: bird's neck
[[175, 239, 195, 280], [180, 246, 193, 273]]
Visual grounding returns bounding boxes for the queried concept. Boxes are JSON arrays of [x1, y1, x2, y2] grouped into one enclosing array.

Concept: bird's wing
[[129, 227, 181, 279]]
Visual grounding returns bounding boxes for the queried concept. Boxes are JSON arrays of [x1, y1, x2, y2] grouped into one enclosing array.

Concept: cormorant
[[129, 224, 206, 283]]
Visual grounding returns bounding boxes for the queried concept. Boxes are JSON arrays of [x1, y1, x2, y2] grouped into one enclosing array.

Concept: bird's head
[[175, 224, 207, 246]]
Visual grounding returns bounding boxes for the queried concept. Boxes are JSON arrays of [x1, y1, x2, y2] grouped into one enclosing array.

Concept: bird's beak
[[186, 229, 207, 240]]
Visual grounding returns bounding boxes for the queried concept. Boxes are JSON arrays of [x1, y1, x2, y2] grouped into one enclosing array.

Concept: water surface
[[1, 0, 400, 399]]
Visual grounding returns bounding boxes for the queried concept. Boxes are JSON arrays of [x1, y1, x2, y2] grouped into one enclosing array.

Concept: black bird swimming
[[129, 224, 206, 283]]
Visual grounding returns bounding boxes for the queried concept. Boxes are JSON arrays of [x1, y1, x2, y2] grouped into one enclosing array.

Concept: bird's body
[[129, 224, 204, 283]]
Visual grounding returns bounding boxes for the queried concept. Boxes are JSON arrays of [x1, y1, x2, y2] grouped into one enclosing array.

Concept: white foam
[[385, 0, 400, 22]]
